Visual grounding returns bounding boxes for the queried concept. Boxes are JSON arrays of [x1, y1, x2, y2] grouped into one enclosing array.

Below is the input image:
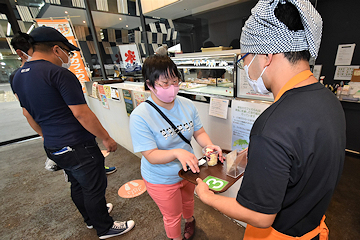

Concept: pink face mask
[[148, 84, 179, 103]]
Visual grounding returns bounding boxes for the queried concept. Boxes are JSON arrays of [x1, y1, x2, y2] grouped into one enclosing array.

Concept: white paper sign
[[231, 100, 270, 151], [334, 65, 360, 80], [111, 87, 121, 101], [335, 44, 356, 66], [118, 44, 142, 72], [209, 98, 229, 119], [312, 65, 322, 80]]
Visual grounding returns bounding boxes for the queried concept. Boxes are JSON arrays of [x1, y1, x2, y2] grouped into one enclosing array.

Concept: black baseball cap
[[30, 26, 80, 51]]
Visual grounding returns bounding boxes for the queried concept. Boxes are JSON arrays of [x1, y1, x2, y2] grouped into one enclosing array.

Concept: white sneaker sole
[[99, 220, 135, 239]]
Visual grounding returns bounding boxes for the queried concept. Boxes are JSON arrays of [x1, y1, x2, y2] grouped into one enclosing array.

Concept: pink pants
[[144, 178, 195, 239]]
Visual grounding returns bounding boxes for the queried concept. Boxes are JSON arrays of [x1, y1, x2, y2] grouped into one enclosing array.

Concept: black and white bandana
[[240, 0, 322, 58]]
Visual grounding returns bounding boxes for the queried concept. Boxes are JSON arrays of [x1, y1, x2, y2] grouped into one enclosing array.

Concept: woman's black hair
[[142, 55, 181, 90]]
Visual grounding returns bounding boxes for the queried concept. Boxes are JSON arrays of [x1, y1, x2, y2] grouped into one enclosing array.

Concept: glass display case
[[172, 50, 240, 98]]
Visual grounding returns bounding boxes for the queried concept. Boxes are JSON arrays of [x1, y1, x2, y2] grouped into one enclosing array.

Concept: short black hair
[[31, 41, 63, 53], [274, 1, 311, 63], [142, 55, 181, 90], [10, 32, 32, 53]]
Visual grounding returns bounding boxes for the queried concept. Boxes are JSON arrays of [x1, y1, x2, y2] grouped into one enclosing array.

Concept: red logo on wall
[[125, 50, 136, 64]]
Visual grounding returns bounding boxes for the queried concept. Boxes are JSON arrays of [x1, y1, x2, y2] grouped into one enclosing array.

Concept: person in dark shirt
[[195, 1, 345, 240], [12, 26, 135, 239], [9, 33, 118, 175]]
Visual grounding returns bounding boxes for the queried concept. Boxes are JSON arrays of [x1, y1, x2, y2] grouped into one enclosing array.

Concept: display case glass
[[172, 50, 240, 98]]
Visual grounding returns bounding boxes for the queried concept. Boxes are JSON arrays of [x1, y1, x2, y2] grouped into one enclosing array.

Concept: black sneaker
[[99, 220, 135, 239]]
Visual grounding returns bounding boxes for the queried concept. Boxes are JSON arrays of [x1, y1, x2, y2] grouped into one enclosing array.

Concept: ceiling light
[[65, 11, 68, 14], [27, 24, 35, 34], [83, 20, 86, 23], [7, 22, 11, 36], [126, 25, 128, 28], [1, 62, 5, 65]]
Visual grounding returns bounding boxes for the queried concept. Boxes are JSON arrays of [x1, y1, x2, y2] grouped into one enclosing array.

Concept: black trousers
[[45, 140, 113, 236]]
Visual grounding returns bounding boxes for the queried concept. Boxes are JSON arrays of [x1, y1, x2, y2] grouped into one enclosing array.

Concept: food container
[[202, 145, 219, 166]]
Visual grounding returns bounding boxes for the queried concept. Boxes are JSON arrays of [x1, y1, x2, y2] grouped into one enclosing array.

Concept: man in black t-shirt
[[195, 1, 345, 240], [13, 26, 135, 239]]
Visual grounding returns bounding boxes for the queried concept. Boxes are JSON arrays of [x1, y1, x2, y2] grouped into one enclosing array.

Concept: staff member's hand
[[195, 178, 214, 205], [103, 137, 117, 152]]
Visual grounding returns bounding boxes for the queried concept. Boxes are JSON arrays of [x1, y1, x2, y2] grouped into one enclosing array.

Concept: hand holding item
[[195, 178, 214, 205], [175, 149, 200, 173], [202, 145, 224, 166]]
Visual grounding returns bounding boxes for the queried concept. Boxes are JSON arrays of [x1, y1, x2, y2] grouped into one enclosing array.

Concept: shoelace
[[113, 221, 126, 230]]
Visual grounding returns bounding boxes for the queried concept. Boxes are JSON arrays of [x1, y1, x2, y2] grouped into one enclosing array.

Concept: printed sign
[[122, 89, 134, 116], [98, 85, 105, 95], [118, 180, 147, 198], [103, 85, 111, 99], [231, 100, 270, 151], [118, 44, 142, 72], [100, 94, 109, 109], [209, 97, 229, 119], [111, 87, 121, 101], [203, 176, 228, 192], [133, 91, 146, 107], [35, 19, 90, 92]]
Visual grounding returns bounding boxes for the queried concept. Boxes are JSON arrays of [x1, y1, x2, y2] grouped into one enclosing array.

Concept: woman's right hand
[[175, 149, 200, 173]]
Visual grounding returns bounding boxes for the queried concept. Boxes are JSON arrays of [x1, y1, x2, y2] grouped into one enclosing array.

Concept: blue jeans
[[45, 140, 113, 236]]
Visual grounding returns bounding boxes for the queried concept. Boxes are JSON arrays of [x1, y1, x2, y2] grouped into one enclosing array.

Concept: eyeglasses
[[155, 77, 181, 89], [237, 53, 250, 69], [59, 46, 74, 58]]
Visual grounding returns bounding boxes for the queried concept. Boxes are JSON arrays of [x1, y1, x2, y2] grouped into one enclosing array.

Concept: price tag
[[203, 176, 229, 192]]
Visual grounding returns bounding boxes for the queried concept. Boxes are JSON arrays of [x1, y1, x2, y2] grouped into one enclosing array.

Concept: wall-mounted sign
[[118, 44, 142, 72], [231, 100, 270, 151]]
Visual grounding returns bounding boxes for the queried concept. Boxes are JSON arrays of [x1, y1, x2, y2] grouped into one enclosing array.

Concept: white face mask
[[244, 54, 269, 94], [21, 51, 32, 62], [58, 48, 71, 69]]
